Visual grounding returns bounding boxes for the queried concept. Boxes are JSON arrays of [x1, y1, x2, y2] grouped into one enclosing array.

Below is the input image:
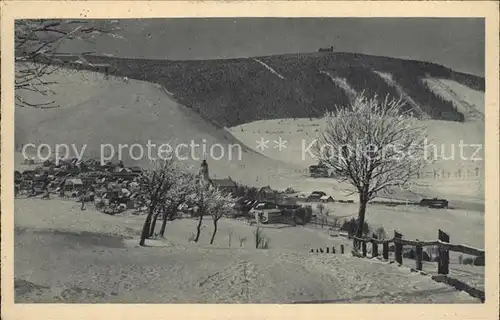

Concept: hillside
[[47, 52, 485, 127], [16, 59, 485, 202], [15, 67, 302, 187], [15, 199, 481, 303]]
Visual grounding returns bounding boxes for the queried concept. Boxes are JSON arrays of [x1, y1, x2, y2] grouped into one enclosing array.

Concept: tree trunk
[[149, 212, 160, 237], [194, 212, 203, 243], [210, 220, 218, 244], [139, 208, 154, 246], [159, 209, 169, 237], [356, 193, 368, 245]]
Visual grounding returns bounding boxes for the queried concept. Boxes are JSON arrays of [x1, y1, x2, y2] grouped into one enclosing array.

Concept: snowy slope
[[423, 78, 485, 121], [14, 199, 480, 303], [229, 115, 484, 203], [15, 67, 302, 187]]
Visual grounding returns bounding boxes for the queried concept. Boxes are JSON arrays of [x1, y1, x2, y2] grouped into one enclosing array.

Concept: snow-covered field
[[227, 116, 485, 204], [306, 201, 484, 249], [14, 198, 483, 303]]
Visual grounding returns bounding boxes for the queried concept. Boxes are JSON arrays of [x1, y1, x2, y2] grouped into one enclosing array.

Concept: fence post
[[371, 233, 378, 258], [383, 241, 389, 260], [394, 231, 403, 265], [326, 247, 329, 253], [340, 244, 344, 254], [438, 229, 450, 275], [415, 241, 423, 271], [362, 241, 367, 257]]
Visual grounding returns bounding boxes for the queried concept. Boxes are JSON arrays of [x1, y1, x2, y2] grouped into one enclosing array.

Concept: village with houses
[[14, 155, 349, 226]]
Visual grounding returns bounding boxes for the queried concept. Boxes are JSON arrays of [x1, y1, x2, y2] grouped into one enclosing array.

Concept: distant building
[[199, 160, 237, 195], [212, 178, 238, 195], [309, 164, 330, 178], [318, 46, 334, 52], [63, 178, 84, 192], [320, 195, 334, 203], [258, 186, 277, 202], [307, 191, 327, 202]]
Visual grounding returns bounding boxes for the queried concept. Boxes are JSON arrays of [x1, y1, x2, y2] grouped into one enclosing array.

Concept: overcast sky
[[60, 18, 485, 77]]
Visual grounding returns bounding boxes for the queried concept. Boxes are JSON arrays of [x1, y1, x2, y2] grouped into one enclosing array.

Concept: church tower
[[200, 159, 210, 185]]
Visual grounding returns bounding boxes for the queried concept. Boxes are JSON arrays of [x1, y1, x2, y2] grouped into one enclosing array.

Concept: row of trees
[[137, 159, 236, 246]]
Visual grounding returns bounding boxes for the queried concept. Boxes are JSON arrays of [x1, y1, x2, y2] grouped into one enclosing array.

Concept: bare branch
[[15, 19, 121, 108]]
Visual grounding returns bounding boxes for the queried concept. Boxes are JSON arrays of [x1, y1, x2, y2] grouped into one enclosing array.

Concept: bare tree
[[313, 94, 426, 241], [137, 159, 180, 246], [15, 19, 121, 108]]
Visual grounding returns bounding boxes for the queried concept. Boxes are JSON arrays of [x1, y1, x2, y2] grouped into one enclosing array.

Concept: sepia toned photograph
[[2, 1, 498, 316]]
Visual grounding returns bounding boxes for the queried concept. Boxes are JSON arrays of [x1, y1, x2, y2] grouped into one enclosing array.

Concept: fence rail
[[352, 229, 485, 302], [352, 236, 485, 257]]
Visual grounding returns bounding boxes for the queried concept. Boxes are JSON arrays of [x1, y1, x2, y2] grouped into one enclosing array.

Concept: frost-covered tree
[[137, 159, 181, 246], [313, 94, 427, 240], [150, 169, 197, 238], [15, 19, 121, 108], [189, 180, 237, 244]]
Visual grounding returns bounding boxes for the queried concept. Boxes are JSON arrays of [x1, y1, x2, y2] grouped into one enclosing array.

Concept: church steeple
[[200, 159, 209, 184]]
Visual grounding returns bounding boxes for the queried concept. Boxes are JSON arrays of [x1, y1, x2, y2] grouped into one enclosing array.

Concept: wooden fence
[[352, 229, 485, 301], [310, 244, 345, 255]]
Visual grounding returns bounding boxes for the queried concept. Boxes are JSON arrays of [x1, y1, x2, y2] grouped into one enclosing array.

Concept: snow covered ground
[[227, 116, 485, 205], [14, 198, 482, 303]]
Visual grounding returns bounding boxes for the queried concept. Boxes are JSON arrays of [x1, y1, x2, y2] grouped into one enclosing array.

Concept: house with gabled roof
[[211, 178, 238, 195]]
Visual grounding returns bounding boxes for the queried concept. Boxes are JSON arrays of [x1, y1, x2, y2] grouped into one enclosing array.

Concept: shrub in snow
[[340, 218, 370, 236], [425, 246, 439, 261], [254, 226, 270, 249], [187, 232, 196, 242], [374, 226, 387, 240], [474, 255, 485, 266], [402, 248, 431, 261], [462, 255, 484, 266]]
